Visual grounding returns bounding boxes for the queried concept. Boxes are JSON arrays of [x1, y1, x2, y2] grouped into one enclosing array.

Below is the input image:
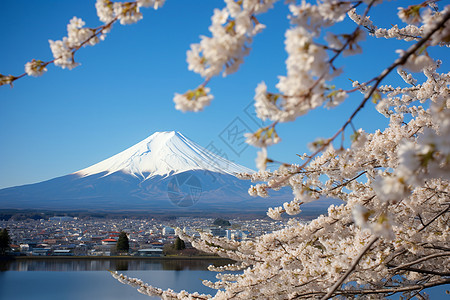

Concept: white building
[[162, 227, 175, 236], [137, 248, 164, 257]]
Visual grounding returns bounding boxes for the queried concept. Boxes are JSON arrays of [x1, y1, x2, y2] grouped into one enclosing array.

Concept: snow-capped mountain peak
[[75, 131, 253, 179]]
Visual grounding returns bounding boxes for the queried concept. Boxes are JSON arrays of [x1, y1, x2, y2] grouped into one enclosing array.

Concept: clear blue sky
[[0, 0, 448, 189]]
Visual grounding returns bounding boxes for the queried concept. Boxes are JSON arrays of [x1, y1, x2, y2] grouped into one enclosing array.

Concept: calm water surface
[[0, 258, 232, 300]]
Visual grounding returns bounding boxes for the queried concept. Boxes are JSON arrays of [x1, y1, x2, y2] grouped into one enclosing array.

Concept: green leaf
[[350, 131, 360, 143], [371, 91, 381, 104]]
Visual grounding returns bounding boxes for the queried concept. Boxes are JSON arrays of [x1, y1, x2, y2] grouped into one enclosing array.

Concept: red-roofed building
[[101, 238, 117, 245], [150, 241, 164, 248]]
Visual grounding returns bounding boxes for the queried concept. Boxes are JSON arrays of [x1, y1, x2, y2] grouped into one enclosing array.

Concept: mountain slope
[[0, 131, 293, 213], [75, 131, 253, 179]]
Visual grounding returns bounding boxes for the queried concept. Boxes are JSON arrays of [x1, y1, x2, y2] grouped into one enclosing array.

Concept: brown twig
[[418, 204, 449, 232], [293, 278, 450, 298], [388, 252, 450, 271]]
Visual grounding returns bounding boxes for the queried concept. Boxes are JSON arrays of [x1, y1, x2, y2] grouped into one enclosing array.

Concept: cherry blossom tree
[[2, 0, 449, 299]]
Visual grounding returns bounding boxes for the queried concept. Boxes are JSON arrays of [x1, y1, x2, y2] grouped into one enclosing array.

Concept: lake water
[[1, 258, 448, 299], [0, 258, 233, 300]]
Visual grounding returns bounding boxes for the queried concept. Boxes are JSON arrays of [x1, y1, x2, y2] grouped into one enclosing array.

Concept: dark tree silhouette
[[116, 231, 129, 253], [174, 237, 186, 251], [0, 228, 11, 256], [213, 218, 231, 227]]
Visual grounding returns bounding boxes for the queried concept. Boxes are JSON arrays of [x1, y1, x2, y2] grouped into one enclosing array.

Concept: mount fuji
[[0, 131, 292, 214]]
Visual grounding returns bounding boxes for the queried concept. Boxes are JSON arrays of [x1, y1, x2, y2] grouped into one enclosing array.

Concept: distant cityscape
[[1, 215, 299, 257]]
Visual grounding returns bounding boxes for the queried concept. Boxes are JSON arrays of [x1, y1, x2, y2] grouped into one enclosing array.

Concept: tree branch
[[263, 8, 450, 192], [320, 236, 379, 300], [294, 278, 450, 298], [388, 252, 450, 271], [393, 266, 450, 276], [418, 204, 450, 232]]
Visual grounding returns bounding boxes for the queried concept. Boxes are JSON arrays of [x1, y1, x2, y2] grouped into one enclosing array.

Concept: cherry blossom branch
[[388, 252, 450, 271], [384, 248, 409, 266], [111, 270, 211, 299], [418, 204, 449, 232], [294, 278, 450, 298], [1, 17, 119, 87], [423, 244, 450, 251], [324, 8, 449, 150], [175, 1, 280, 112], [329, 170, 369, 191], [259, 7, 450, 190], [393, 266, 450, 276], [320, 235, 379, 299], [0, 1, 156, 87]]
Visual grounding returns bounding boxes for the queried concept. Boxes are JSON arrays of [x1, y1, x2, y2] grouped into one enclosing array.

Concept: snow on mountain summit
[[75, 131, 254, 179]]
